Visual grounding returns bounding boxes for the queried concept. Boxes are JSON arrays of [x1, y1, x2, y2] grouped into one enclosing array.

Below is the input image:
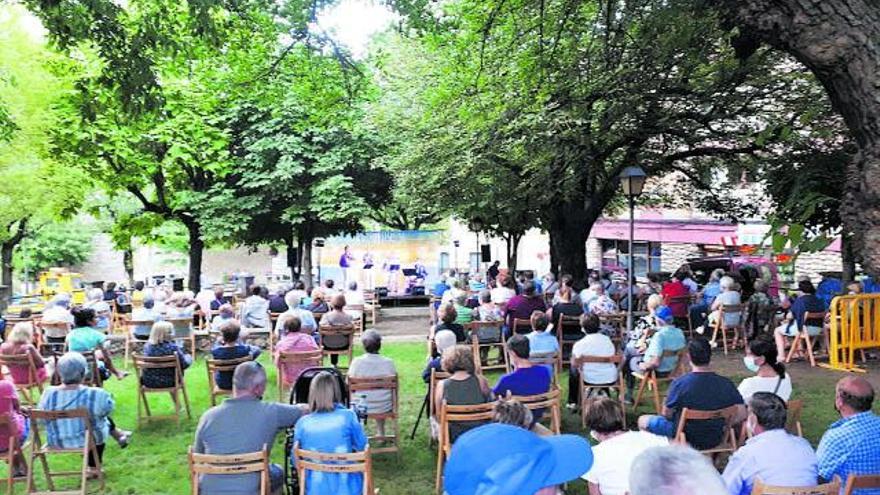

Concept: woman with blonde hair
[[141, 321, 192, 389], [307, 288, 329, 314], [292, 371, 367, 494], [0, 322, 47, 385], [433, 345, 492, 442]]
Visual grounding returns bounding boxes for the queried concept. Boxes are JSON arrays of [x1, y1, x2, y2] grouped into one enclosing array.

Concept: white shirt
[[41, 306, 74, 325], [348, 353, 397, 414], [571, 334, 617, 385], [737, 374, 792, 402], [345, 290, 365, 306], [583, 431, 669, 495], [490, 287, 516, 305]]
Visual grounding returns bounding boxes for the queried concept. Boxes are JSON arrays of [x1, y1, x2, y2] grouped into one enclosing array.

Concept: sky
[[316, 0, 398, 58]]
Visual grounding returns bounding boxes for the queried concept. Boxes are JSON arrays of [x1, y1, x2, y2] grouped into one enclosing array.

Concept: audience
[[582, 398, 668, 495], [624, 294, 663, 360], [433, 345, 492, 443], [130, 281, 147, 305], [211, 321, 261, 391], [816, 376, 880, 489], [39, 353, 130, 479], [267, 287, 288, 314], [66, 307, 128, 380], [548, 286, 582, 322], [493, 335, 551, 426], [637, 338, 745, 450], [507, 281, 546, 331], [452, 292, 474, 325], [661, 272, 690, 319], [587, 283, 617, 316], [292, 371, 367, 495], [434, 303, 467, 343], [210, 304, 237, 334], [274, 316, 320, 387], [623, 306, 685, 403], [85, 288, 112, 332], [688, 268, 724, 329], [0, 379, 28, 477], [209, 286, 226, 311], [738, 337, 792, 402], [568, 313, 617, 408], [526, 311, 559, 358], [131, 298, 160, 339], [349, 331, 397, 437], [744, 279, 776, 340], [722, 392, 817, 495], [474, 289, 502, 322], [141, 321, 192, 389], [775, 280, 825, 359], [275, 292, 318, 337], [490, 274, 516, 307], [41, 294, 74, 326], [344, 281, 365, 321], [1, 322, 48, 386], [443, 422, 592, 495], [241, 286, 270, 329], [422, 330, 458, 383], [704, 276, 742, 340], [321, 294, 354, 367], [194, 361, 306, 495], [629, 444, 728, 495], [307, 288, 330, 314]]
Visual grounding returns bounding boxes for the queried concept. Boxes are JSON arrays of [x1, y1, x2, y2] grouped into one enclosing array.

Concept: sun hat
[[444, 423, 593, 495], [434, 330, 458, 354], [654, 305, 674, 324]]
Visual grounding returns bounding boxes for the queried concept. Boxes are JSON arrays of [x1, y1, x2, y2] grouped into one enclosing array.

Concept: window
[[439, 252, 450, 273], [600, 240, 662, 278], [469, 252, 480, 273]]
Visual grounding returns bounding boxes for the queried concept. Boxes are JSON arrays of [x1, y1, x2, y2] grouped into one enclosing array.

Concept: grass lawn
[[11, 342, 870, 494]]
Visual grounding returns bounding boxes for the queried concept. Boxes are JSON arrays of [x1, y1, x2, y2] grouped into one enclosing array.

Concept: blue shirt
[[492, 366, 551, 422], [292, 405, 368, 495], [644, 325, 686, 373], [527, 331, 559, 355], [722, 429, 818, 495], [816, 412, 880, 493], [433, 282, 450, 298], [665, 372, 744, 450], [38, 385, 114, 447], [702, 281, 722, 306], [791, 294, 825, 331], [211, 345, 261, 390]]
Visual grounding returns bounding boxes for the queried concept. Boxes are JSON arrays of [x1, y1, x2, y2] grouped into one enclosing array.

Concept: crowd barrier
[[826, 294, 880, 372]]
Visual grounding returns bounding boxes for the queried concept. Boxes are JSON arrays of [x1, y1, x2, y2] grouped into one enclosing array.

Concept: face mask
[[743, 356, 760, 373], [589, 430, 600, 442], [746, 417, 756, 437]]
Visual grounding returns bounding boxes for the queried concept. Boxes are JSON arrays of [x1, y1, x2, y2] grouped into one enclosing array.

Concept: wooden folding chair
[[133, 354, 192, 425], [427, 369, 451, 446], [124, 319, 154, 368], [843, 474, 880, 495], [275, 349, 323, 401], [786, 399, 804, 437], [206, 356, 253, 406], [572, 354, 625, 428], [27, 408, 105, 495], [674, 405, 740, 458], [318, 324, 356, 369], [508, 387, 562, 434], [511, 318, 532, 335], [0, 353, 44, 405], [77, 351, 104, 388], [345, 305, 366, 335], [0, 413, 28, 495], [37, 322, 69, 356], [469, 322, 507, 373], [348, 375, 400, 455], [632, 348, 687, 413], [189, 444, 270, 495], [435, 400, 496, 494], [167, 317, 197, 357], [751, 476, 840, 495], [556, 314, 583, 369], [528, 352, 560, 386], [293, 443, 373, 495], [599, 313, 626, 343], [711, 304, 745, 355], [786, 311, 827, 367]]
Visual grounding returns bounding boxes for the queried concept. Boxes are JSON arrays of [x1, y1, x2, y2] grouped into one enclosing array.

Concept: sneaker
[[694, 326, 705, 335], [115, 430, 133, 449], [709, 340, 718, 349], [565, 403, 579, 411]]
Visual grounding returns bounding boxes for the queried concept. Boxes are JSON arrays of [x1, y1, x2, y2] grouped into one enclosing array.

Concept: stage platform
[[377, 293, 431, 307]]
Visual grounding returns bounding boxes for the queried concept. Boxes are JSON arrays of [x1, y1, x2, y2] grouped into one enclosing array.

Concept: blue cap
[[444, 423, 593, 495], [654, 305, 674, 323]]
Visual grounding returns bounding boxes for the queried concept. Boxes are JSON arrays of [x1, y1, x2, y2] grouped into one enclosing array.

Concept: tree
[[13, 221, 94, 277], [711, 0, 880, 276]]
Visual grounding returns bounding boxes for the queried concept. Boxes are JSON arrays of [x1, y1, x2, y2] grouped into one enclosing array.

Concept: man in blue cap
[[622, 305, 686, 403], [443, 422, 593, 495]]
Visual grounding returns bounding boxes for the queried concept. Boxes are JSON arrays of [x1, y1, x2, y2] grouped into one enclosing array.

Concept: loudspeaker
[[412, 286, 426, 296], [481, 244, 492, 262], [376, 286, 389, 298]]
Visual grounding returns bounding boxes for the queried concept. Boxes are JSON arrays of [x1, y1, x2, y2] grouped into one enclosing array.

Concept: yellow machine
[[37, 267, 86, 304]]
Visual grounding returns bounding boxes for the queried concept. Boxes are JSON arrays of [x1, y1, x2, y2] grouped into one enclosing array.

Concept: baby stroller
[[283, 367, 349, 495]]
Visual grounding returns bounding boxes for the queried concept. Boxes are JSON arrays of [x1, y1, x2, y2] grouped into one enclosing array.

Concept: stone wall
[[794, 251, 843, 280], [660, 242, 702, 273]]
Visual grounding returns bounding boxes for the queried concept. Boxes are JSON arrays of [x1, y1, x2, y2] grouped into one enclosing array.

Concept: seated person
[[274, 292, 318, 337], [637, 338, 745, 450], [306, 288, 329, 314], [130, 298, 160, 339], [493, 335, 551, 425], [582, 398, 668, 495], [774, 279, 825, 359], [292, 371, 367, 495], [629, 445, 727, 495], [452, 292, 474, 325], [526, 311, 559, 358], [241, 286, 270, 329], [474, 289, 502, 322], [506, 281, 546, 332], [211, 321, 261, 390], [744, 279, 776, 340], [434, 303, 467, 343], [547, 286, 582, 323], [85, 288, 112, 332], [0, 322, 48, 386], [321, 294, 354, 366], [624, 294, 663, 354], [623, 306, 685, 403], [816, 376, 880, 489], [0, 379, 29, 477], [433, 345, 492, 443], [704, 276, 742, 343], [722, 392, 818, 495], [41, 294, 74, 330], [267, 287, 288, 314], [568, 313, 616, 408], [39, 353, 130, 478], [349, 331, 397, 437], [142, 321, 192, 389], [210, 303, 237, 333], [130, 281, 147, 306], [422, 330, 458, 383], [66, 307, 128, 380], [274, 316, 319, 387], [738, 337, 792, 402], [344, 281, 365, 321]]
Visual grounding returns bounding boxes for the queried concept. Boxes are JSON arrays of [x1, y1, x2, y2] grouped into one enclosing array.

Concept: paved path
[[371, 306, 430, 342]]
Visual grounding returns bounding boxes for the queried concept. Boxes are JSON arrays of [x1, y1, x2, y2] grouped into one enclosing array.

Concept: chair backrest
[[751, 476, 840, 495], [133, 354, 183, 387], [318, 324, 356, 349], [529, 351, 559, 369], [438, 399, 496, 453], [721, 304, 745, 317], [429, 368, 451, 415], [78, 350, 104, 387], [511, 318, 532, 334], [40, 321, 70, 339], [572, 353, 623, 368], [189, 445, 270, 495], [660, 348, 688, 378], [786, 399, 804, 437], [0, 352, 39, 385], [276, 349, 323, 366], [468, 321, 503, 343], [675, 405, 740, 450], [166, 317, 193, 335], [508, 387, 562, 433], [0, 413, 19, 449], [293, 443, 372, 495], [207, 355, 253, 374], [843, 474, 880, 495], [29, 408, 93, 449], [348, 375, 399, 413], [802, 311, 826, 327], [556, 314, 582, 339]]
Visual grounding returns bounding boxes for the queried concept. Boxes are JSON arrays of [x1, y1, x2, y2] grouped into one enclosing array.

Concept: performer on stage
[[339, 245, 354, 286], [385, 254, 401, 294], [362, 251, 375, 290]]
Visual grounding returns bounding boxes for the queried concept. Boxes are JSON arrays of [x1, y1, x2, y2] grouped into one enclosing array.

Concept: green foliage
[[13, 221, 94, 274]]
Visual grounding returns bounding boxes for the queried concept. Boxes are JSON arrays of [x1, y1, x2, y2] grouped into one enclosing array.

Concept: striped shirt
[[38, 386, 114, 447]]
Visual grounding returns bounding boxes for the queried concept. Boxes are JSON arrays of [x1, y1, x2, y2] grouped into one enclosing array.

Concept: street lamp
[[453, 239, 460, 273], [469, 218, 484, 275], [619, 166, 647, 336]]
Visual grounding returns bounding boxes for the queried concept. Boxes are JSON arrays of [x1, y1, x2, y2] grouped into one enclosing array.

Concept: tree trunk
[[285, 234, 298, 280], [547, 203, 599, 289], [507, 232, 523, 273], [715, 0, 880, 275], [184, 220, 204, 292], [841, 232, 857, 283], [548, 230, 559, 278], [300, 235, 314, 291]]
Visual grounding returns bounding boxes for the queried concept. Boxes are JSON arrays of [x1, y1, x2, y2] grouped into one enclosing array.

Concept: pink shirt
[[0, 380, 24, 451], [274, 333, 319, 385], [0, 343, 47, 385]]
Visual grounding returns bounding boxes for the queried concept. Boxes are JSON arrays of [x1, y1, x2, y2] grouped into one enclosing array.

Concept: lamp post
[[619, 166, 647, 336], [469, 217, 484, 275], [453, 239, 460, 273]]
